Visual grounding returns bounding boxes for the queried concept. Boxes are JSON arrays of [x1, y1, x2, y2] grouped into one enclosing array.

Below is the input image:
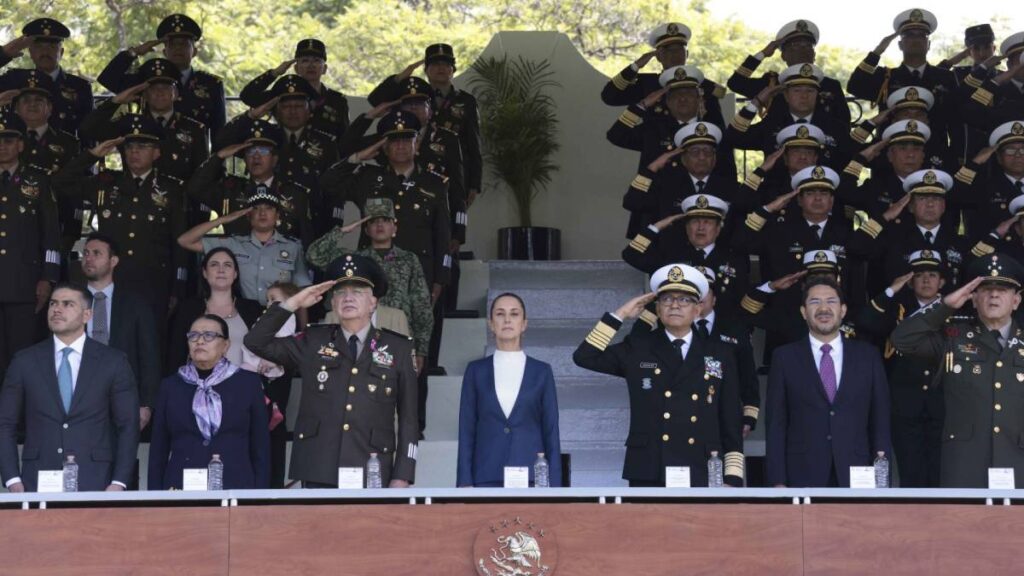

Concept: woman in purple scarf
[[148, 314, 270, 490]]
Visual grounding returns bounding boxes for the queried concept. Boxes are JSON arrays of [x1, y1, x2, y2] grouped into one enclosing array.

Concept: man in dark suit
[[80, 233, 160, 431], [0, 283, 139, 492], [766, 277, 892, 487]]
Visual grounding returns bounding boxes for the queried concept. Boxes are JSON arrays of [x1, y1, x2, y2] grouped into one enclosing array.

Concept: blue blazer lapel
[[506, 358, 537, 423], [40, 339, 65, 415], [801, 338, 831, 405], [833, 338, 853, 405], [69, 338, 98, 415], [483, 355, 506, 422]]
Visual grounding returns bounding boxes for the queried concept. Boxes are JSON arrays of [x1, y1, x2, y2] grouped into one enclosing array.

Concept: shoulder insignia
[[380, 327, 414, 341], [197, 70, 224, 84]]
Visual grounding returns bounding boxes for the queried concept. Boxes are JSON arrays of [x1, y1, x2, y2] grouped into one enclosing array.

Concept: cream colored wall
[[344, 31, 735, 260]]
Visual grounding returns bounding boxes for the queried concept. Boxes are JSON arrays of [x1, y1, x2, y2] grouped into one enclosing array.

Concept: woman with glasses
[[457, 293, 562, 487], [148, 313, 270, 490]]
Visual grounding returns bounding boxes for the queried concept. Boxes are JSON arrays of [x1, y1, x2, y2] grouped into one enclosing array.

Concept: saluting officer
[[240, 39, 351, 142], [857, 250, 946, 487], [244, 255, 419, 488], [321, 109, 452, 300], [892, 253, 1024, 488], [0, 18, 93, 136], [80, 58, 209, 185], [187, 119, 313, 247], [573, 263, 744, 487], [97, 13, 226, 138], [4, 69, 81, 257], [52, 113, 188, 323], [0, 109, 61, 383]]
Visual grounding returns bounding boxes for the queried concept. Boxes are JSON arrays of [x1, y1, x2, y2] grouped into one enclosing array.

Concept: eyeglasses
[[657, 294, 698, 306], [187, 331, 226, 343], [245, 146, 273, 157], [684, 147, 716, 157], [1000, 148, 1024, 158]]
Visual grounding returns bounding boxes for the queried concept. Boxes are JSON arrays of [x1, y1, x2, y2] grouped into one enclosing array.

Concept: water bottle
[[366, 453, 382, 489], [874, 451, 889, 488], [62, 454, 79, 492], [207, 454, 224, 491], [707, 451, 724, 488], [534, 453, 550, 488]]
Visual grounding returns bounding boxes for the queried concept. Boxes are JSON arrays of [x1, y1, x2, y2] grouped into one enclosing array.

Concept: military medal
[[1017, 373, 1024, 382], [953, 364, 962, 374], [641, 378, 652, 390], [317, 370, 328, 383], [368, 384, 377, 393], [973, 365, 982, 375]]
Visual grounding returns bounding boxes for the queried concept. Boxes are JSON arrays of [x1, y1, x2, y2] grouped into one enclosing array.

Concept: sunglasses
[[187, 331, 226, 343]]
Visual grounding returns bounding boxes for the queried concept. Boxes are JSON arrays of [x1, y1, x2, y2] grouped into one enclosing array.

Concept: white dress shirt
[[696, 310, 716, 335], [809, 333, 843, 389], [493, 350, 526, 419], [917, 223, 940, 243], [53, 333, 87, 391]]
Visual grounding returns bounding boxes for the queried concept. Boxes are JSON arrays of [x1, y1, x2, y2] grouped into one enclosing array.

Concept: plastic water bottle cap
[[710, 451, 718, 457], [370, 452, 378, 457], [876, 451, 885, 457], [538, 452, 545, 458], [67, 455, 76, 463]]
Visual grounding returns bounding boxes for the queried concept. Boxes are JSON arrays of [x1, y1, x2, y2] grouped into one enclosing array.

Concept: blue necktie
[[58, 347, 73, 412]]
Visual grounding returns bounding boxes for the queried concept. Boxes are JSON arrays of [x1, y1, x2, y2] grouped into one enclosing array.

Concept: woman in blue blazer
[[149, 314, 271, 490], [458, 293, 562, 487]]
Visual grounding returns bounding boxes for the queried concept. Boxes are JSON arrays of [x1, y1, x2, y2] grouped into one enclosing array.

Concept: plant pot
[[497, 227, 561, 260]]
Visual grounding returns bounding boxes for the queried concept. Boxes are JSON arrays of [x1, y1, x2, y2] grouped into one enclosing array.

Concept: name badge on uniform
[[957, 343, 979, 356], [641, 378, 652, 390]]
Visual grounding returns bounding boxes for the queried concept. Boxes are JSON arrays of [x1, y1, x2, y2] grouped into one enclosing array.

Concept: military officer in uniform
[[51, 113, 188, 326], [622, 193, 748, 322], [0, 109, 61, 384], [892, 253, 1024, 488], [0, 18, 93, 136], [244, 254, 419, 488], [727, 19, 850, 125], [600, 22, 727, 132], [573, 263, 744, 487], [3, 69, 80, 259], [858, 250, 946, 487], [321, 110, 451, 300], [80, 58, 209, 185], [97, 13, 226, 138], [187, 119, 313, 247], [951, 120, 1024, 241], [240, 39, 350, 143]]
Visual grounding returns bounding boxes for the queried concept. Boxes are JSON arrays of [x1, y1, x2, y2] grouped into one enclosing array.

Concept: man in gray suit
[[0, 283, 139, 492]]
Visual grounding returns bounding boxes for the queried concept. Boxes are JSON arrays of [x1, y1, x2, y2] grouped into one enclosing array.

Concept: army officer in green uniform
[[573, 263, 744, 487], [892, 253, 1024, 487], [244, 254, 418, 488]]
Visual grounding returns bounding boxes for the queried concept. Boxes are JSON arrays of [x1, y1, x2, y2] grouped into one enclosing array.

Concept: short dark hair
[[192, 313, 231, 340], [267, 281, 299, 299], [489, 292, 527, 319], [200, 247, 243, 299], [52, 282, 93, 309], [802, 276, 845, 306], [84, 232, 120, 257]]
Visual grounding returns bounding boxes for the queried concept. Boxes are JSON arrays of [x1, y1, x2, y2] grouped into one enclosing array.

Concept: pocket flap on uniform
[[625, 434, 648, 448], [294, 419, 320, 440], [369, 428, 396, 453]]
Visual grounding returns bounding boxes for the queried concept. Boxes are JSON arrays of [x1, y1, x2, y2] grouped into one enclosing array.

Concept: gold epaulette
[[971, 87, 994, 106]]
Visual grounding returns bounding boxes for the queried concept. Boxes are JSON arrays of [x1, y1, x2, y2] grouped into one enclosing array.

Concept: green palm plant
[[469, 55, 561, 228]]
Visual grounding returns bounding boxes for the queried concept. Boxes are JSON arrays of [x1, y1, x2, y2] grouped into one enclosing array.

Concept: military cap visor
[[424, 43, 456, 66], [328, 255, 388, 298], [969, 253, 1024, 290], [247, 190, 282, 209]]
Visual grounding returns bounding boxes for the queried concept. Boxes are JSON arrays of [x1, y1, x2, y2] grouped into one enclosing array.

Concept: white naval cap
[[882, 119, 931, 145], [648, 23, 691, 49], [680, 193, 729, 220], [775, 19, 819, 45], [1008, 194, 1024, 216], [886, 86, 934, 111], [776, 122, 826, 149], [779, 63, 823, 88], [650, 263, 709, 300], [893, 8, 937, 35], [659, 65, 704, 90], [908, 249, 943, 271], [803, 249, 839, 273], [791, 165, 839, 193], [989, 120, 1024, 149], [1001, 32, 1024, 58], [902, 168, 953, 195], [673, 121, 722, 148]]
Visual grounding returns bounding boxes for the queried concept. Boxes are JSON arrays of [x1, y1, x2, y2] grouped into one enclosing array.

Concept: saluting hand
[[89, 137, 126, 158], [765, 189, 799, 214], [355, 138, 388, 162], [888, 271, 915, 294], [943, 276, 985, 310], [216, 142, 251, 160], [284, 280, 339, 311], [647, 147, 685, 173], [972, 144, 998, 166], [218, 207, 252, 223], [640, 87, 668, 108], [861, 138, 890, 162], [769, 270, 808, 292], [651, 213, 686, 232], [873, 32, 900, 55], [752, 77, 781, 109], [341, 216, 371, 235], [882, 193, 912, 222], [397, 59, 425, 81], [761, 39, 780, 59], [994, 214, 1022, 238], [0, 89, 19, 108], [2, 35, 33, 59], [634, 50, 658, 70], [112, 82, 149, 105], [248, 95, 281, 119], [272, 59, 296, 77], [130, 38, 163, 57], [760, 147, 785, 172], [614, 292, 657, 320], [366, 100, 400, 119]]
